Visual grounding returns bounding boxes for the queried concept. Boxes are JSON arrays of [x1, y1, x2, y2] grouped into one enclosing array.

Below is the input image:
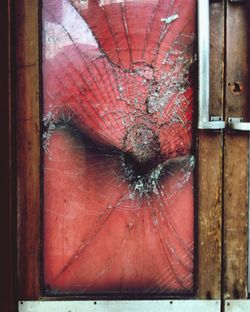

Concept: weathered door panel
[[197, 0, 224, 299], [223, 0, 250, 300], [15, 0, 225, 306]]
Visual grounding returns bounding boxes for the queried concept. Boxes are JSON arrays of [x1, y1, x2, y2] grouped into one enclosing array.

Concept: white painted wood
[[19, 300, 220, 312], [225, 300, 250, 312]]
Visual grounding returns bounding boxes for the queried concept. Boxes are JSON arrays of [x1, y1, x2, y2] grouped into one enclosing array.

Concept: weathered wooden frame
[[223, 0, 249, 300], [10, 0, 250, 309], [197, 1, 224, 298], [16, 0, 41, 300]]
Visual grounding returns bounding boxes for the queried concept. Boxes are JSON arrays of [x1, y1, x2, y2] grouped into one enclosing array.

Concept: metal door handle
[[228, 117, 250, 131], [198, 0, 225, 130]]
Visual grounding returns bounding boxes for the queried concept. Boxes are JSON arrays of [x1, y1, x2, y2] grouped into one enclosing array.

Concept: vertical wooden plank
[[223, 1, 249, 300], [0, 0, 16, 311], [15, 0, 41, 299], [197, 1, 224, 299]]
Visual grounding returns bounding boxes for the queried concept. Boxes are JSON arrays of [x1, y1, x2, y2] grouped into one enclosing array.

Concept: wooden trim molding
[[197, 1, 224, 299], [15, 0, 41, 300]]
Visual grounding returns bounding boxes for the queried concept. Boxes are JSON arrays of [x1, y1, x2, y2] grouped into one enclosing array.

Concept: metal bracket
[[229, 0, 248, 3], [227, 117, 250, 131], [198, 116, 225, 130], [18, 300, 221, 312]]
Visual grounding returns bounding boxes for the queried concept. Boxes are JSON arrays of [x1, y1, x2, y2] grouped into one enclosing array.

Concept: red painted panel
[[43, 0, 196, 295]]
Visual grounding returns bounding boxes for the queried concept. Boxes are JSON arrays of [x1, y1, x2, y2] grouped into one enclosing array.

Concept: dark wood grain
[[223, 1, 250, 300], [0, 0, 17, 311], [197, 1, 224, 299], [15, 0, 41, 299]]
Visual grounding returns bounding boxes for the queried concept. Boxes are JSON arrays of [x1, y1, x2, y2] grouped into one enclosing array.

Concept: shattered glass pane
[[42, 0, 196, 295]]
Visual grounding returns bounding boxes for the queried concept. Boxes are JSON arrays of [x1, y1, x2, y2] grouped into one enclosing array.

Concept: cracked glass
[[42, 0, 196, 295]]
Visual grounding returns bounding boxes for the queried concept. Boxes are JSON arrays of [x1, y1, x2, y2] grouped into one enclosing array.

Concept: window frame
[[7, 0, 245, 310]]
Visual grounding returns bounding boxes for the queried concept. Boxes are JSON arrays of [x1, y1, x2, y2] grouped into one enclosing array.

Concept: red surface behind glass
[[43, 0, 196, 295]]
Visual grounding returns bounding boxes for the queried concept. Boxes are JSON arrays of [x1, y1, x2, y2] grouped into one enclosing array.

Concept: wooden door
[[5, 0, 250, 311], [15, 0, 224, 303]]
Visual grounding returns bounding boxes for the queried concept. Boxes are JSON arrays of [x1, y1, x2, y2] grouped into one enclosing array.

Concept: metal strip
[[228, 117, 250, 131], [19, 300, 221, 312], [198, 0, 210, 128], [198, 0, 225, 130], [225, 300, 250, 311]]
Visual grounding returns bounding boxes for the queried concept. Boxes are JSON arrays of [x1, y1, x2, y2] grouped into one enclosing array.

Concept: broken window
[[42, 0, 196, 295]]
